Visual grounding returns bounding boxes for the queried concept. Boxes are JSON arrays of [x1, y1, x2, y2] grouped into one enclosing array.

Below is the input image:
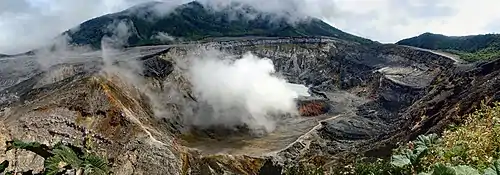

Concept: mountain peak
[[63, 0, 373, 49]]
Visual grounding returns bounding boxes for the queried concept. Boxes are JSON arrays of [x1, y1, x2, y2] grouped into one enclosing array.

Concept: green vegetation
[[443, 48, 500, 62], [283, 162, 325, 175], [337, 102, 500, 174], [397, 32, 500, 62], [2, 140, 110, 175], [66, 1, 373, 49], [0, 160, 9, 174]]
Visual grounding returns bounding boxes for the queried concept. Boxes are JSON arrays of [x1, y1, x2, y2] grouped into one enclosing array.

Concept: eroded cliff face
[[0, 37, 462, 174], [371, 58, 500, 157]]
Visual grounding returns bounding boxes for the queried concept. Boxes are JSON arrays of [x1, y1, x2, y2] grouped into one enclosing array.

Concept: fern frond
[[44, 145, 83, 175], [0, 160, 9, 173], [5, 139, 52, 158], [82, 153, 110, 175]]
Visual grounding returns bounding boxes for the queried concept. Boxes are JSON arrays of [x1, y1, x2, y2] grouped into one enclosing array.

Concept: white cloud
[[200, 0, 340, 23], [0, 0, 153, 54], [328, 0, 500, 43], [0, 0, 499, 54]]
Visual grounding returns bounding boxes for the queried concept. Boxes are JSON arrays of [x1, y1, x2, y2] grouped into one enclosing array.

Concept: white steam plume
[[33, 33, 94, 72], [188, 50, 299, 133], [102, 19, 136, 49], [197, 0, 338, 24], [152, 32, 176, 43], [100, 19, 145, 89]]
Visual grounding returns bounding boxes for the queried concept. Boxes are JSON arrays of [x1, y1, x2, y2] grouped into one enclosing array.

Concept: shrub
[[347, 102, 500, 174], [421, 102, 500, 170], [3, 140, 110, 175], [283, 162, 325, 175]]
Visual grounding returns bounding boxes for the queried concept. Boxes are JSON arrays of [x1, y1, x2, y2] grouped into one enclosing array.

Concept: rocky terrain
[[0, 34, 481, 174]]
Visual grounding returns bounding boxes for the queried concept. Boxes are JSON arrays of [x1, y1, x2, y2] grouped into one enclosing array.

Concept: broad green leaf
[[44, 145, 83, 175], [82, 153, 110, 175], [391, 154, 411, 168], [431, 164, 455, 175], [413, 146, 429, 163], [428, 164, 479, 175], [415, 133, 439, 148], [418, 173, 432, 175], [484, 159, 500, 175], [0, 160, 9, 173], [451, 165, 479, 175], [6, 139, 52, 158]]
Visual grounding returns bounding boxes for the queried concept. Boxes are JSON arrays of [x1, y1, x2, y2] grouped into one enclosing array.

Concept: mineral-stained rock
[[297, 100, 330, 117]]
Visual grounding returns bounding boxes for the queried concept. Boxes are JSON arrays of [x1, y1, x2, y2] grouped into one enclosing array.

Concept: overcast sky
[[0, 0, 499, 54]]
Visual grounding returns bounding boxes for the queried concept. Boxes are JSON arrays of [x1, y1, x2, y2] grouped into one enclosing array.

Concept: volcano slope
[[0, 36, 489, 174]]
